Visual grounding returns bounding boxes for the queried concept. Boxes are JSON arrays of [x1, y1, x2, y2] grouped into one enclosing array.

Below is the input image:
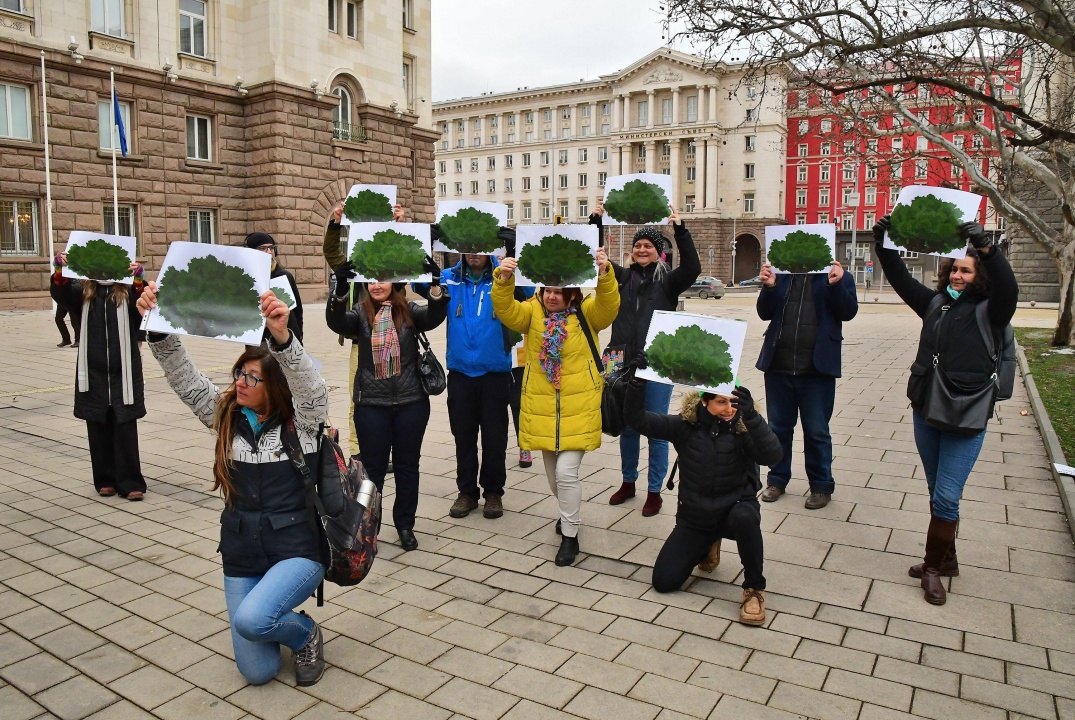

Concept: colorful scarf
[[539, 310, 569, 389], [371, 302, 401, 380]]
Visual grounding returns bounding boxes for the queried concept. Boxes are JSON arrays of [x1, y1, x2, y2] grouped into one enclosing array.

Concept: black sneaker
[[294, 619, 325, 687]]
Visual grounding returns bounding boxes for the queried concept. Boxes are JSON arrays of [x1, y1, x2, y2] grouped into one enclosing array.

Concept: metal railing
[[333, 121, 367, 142]]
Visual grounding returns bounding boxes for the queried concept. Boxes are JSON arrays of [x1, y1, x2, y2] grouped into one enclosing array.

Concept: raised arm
[[322, 202, 348, 271], [664, 215, 702, 297], [580, 252, 620, 332], [732, 387, 783, 467], [872, 216, 935, 318], [623, 380, 685, 443], [959, 223, 1018, 328], [149, 334, 221, 429], [272, 336, 328, 437], [325, 263, 365, 338]]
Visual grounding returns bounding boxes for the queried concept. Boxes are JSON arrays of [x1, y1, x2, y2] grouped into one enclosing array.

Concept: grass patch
[[1016, 328, 1075, 462]]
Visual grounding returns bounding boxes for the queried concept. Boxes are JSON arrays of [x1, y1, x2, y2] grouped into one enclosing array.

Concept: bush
[[603, 179, 671, 224], [158, 255, 263, 338], [648, 324, 734, 387], [66, 239, 130, 281], [888, 194, 965, 254], [271, 286, 295, 308], [343, 190, 394, 223], [350, 228, 427, 281], [517, 234, 597, 287], [767, 230, 834, 273], [438, 207, 502, 253]]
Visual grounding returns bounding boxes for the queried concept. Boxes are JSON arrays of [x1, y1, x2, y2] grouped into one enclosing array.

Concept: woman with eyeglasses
[[136, 282, 330, 687]]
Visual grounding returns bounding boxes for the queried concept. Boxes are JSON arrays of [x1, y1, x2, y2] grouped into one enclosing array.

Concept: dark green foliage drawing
[[768, 231, 834, 273], [271, 286, 295, 308], [438, 207, 502, 253], [349, 229, 426, 281], [506, 328, 523, 347], [343, 190, 394, 223], [888, 194, 965, 254], [648, 325, 734, 387], [517, 234, 597, 287], [157, 255, 263, 338], [603, 179, 671, 224], [66, 239, 130, 281]]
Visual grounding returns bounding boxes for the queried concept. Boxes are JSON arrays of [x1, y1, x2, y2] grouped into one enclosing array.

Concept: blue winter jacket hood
[[440, 256, 513, 376]]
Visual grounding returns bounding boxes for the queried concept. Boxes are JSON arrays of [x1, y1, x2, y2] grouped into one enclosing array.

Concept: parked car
[[739, 275, 764, 287], [682, 276, 725, 300]]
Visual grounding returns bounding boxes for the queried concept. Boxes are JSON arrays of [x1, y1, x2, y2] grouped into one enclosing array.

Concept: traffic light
[[554, 214, 563, 225]]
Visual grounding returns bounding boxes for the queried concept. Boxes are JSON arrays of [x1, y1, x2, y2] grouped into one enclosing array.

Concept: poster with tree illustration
[[269, 276, 298, 309], [62, 231, 136, 285], [602, 173, 674, 226], [145, 242, 270, 344], [341, 184, 397, 224], [765, 224, 836, 274], [514, 224, 599, 288], [434, 201, 509, 255], [346, 222, 432, 284], [636, 311, 748, 397], [884, 186, 983, 259]]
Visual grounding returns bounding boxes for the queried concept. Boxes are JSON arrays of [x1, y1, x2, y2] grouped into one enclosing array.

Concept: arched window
[[333, 86, 352, 140]]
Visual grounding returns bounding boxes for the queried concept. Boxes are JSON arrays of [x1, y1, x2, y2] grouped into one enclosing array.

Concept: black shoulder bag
[[416, 331, 447, 396], [576, 310, 628, 437]]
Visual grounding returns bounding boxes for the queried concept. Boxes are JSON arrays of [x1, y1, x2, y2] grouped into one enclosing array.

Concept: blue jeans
[[764, 373, 836, 494], [224, 558, 325, 685], [912, 410, 986, 521], [620, 381, 674, 492]]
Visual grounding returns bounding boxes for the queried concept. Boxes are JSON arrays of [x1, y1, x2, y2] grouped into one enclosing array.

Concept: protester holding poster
[[246, 232, 303, 343]]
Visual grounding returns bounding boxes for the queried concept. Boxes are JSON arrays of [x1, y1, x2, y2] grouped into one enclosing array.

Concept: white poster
[[340, 184, 398, 224], [269, 276, 298, 309], [345, 222, 432, 284], [636, 311, 748, 398], [602, 173, 674, 226], [145, 242, 270, 345], [765, 224, 836, 274], [884, 185, 983, 259], [515, 224, 600, 288], [62, 231, 137, 285], [434, 201, 509, 255]]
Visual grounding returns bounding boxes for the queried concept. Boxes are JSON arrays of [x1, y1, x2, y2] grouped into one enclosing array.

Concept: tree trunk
[[1054, 232, 1075, 346]]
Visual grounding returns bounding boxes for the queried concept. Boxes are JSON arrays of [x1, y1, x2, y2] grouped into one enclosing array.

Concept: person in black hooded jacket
[[246, 232, 303, 343], [624, 360, 782, 626]]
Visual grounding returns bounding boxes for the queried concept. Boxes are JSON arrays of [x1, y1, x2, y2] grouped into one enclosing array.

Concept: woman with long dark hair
[[873, 218, 1018, 605], [137, 282, 329, 686], [326, 261, 448, 552]]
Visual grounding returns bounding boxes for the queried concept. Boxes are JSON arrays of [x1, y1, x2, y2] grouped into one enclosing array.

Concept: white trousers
[[542, 450, 585, 538]]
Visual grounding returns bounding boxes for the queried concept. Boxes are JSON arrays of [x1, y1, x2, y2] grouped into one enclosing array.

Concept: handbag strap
[[574, 309, 603, 370], [280, 420, 328, 606], [417, 331, 433, 355]]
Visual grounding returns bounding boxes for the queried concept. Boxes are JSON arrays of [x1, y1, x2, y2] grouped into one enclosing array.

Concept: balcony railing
[[333, 121, 367, 142]]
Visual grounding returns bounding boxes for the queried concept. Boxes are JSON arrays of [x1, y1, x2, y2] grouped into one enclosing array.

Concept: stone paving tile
[[33, 674, 120, 720]]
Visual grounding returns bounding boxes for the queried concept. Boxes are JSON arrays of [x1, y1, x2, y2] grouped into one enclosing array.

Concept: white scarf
[[77, 289, 135, 405]]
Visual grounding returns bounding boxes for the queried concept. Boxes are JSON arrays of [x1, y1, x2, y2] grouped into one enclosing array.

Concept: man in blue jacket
[[755, 259, 858, 509]]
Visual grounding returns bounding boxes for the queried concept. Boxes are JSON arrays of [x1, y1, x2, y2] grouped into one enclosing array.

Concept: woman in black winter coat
[[326, 260, 448, 552], [624, 369, 782, 626], [873, 218, 1018, 606]]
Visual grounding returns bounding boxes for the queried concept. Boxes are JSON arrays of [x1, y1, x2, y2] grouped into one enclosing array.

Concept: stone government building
[[0, 0, 436, 308]]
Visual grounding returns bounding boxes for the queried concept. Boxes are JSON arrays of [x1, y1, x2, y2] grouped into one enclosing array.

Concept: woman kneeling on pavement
[[624, 361, 782, 625], [137, 284, 329, 687]]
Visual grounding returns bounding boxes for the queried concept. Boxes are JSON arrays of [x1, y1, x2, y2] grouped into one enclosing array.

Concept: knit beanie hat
[[632, 227, 667, 255], [244, 232, 276, 250]]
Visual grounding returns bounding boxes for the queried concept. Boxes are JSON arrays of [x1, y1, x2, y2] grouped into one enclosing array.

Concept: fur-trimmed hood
[[679, 392, 747, 434]]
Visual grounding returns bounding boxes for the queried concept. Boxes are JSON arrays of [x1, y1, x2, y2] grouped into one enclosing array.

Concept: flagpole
[[40, 51, 55, 277], [109, 68, 119, 228]]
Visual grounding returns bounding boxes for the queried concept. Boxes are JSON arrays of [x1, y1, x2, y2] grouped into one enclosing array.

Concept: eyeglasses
[[256, 244, 276, 254], [233, 368, 264, 387]]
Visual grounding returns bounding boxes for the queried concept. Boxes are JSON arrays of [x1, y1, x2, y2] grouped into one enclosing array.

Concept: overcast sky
[[431, 0, 686, 101]]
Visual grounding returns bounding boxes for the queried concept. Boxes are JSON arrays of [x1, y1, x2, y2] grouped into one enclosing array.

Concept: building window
[[0, 82, 31, 141], [866, 187, 876, 205], [843, 215, 854, 231], [843, 167, 855, 182], [491, 117, 499, 128], [598, 147, 607, 162], [821, 119, 831, 133], [864, 212, 875, 230], [402, 0, 412, 29], [562, 107, 571, 120], [866, 164, 877, 180], [525, 111, 534, 123], [441, 140, 448, 150], [820, 142, 831, 156], [454, 159, 462, 172], [438, 183, 446, 197], [600, 123, 610, 136], [797, 165, 807, 183], [743, 193, 755, 213], [507, 133, 515, 143], [456, 139, 464, 148], [685, 195, 696, 212], [522, 153, 531, 167], [917, 136, 928, 151], [686, 167, 696, 181], [952, 164, 963, 178], [686, 95, 698, 122], [438, 161, 446, 174], [0, 199, 38, 256], [185, 114, 212, 161], [540, 151, 549, 166], [470, 181, 478, 194], [744, 164, 755, 180], [637, 144, 646, 159], [819, 188, 830, 206], [559, 174, 568, 189], [598, 172, 607, 186], [661, 142, 671, 157], [488, 156, 496, 170], [745, 108, 756, 121], [332, 87, 353, 140], [505, 154, 514, 169], [103, 204, 137, 238], [559, 202, 569, 218], [560, 128, 570, 139], [470, 158, 478, 171], [454, 182, 462, 195], [540, 202, 550, 220], [867, 139, 878, 153], [506, 203, 514, 221], [796, 189, 807, 207], [796, 214, 807, 225], [798, 120, 809, 135], [579, 199, 589, 217], [578, 173, 587, 188], [891, 137, 903, 152], [972, 134, 983, 149], [559, 149, 568, 164], [505, 178, 513, 192], [898, 248, 919, 259], [543, 129, 552, 140], [578, 148, 588, 162], [403, 59, 412, 97], [179, 0, 207, 57], [745, 135, 756, 152], [916, 159, 928, 178], [662, 98, 672, 124], [820, 164, 830, 182], [473, 137, 481, 147], [98, 99, 131, 151], [345, 0, 359, 37], [91, 0, 125, 37], [581, 105, 591, 118], [843, 188, 854, 205], [637, 100, 648, 126], [540, 176, 549, 190], [797, 144, 808, 157], [522, 177, 531, 191], [488, 180, 495, 193], [328, 0, 339, 32], [817, 213, 828, 224], [188, 209, 215, 243], [507, 114, 516, 125], [543, 109, 552, 122], [524, 131, 533, 142], [522, 202, 531, 220]]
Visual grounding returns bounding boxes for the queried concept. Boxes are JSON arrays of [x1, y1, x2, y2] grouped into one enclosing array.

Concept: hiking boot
[[805, 492, 831, 510], [642, 492, 663, 517], [555, 535, 580, 566], [609, 482, 636, 505], [697, 540, 721, 573], [483, 494, 504, 519], [294, 619, 325, 687], [760, 486, 784, 503], [519, 450, 533, 468], [449, 493, 479, 518], [740, 589, 766, 626]]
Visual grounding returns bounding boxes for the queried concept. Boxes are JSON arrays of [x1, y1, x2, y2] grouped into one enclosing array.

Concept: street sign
[[846, 193, 860, 206]]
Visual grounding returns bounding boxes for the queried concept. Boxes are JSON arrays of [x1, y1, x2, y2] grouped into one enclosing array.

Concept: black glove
[[959, 221, 991, 250], [333, 261, 355, 296], [731, 386, 756, 418], [872, 215, 891, 245], [429, 224, 441, 244], [424, 254, 442, 286], [628, 351, 649, 371]]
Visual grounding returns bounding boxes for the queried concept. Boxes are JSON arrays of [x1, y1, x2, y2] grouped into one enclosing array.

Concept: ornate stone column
[[708, 84, 718, 124], [705, 137, 719, 210], [645, 140, 657, 173], [670, 139, 682, 211], [645, 90, 656, 129], [695, 137, 707, 209], [672, 88, 681, 125], [613, 94, 622, 132]]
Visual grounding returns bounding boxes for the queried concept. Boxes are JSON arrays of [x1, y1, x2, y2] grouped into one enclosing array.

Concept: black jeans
[[510, 366, 524, 441], [763, 372, 836, 494], [354, 398, 430, 532], [448, 371, 511, 499], [652, 500, 765, 592], [55, 304, 80, 344], [85, 409, 146, 495]]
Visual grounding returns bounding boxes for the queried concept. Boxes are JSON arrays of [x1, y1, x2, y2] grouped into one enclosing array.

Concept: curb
[[1016, 345, 1075, 542]]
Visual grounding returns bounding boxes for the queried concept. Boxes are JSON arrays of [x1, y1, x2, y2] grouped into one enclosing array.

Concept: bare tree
[[667, 0, 1075, 345]]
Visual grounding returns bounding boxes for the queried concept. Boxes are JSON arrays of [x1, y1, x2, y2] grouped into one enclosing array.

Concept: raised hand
[[499, 256, 518, 275], [333, 261, 355, 294], [260, 290, 290, 344], [731, 386, 756, 417], [872, 215, 891, 245], [423, 254, 442, 285], [332, 201, 344, 224], [760, 263, 776, 287], [828, 260, 845, 285], [596, 247, 609, 274], [135, 280, 158, 317], [667, 206, 681, 226], [393, 204, 405, 222], [958, 221, 991, 249]]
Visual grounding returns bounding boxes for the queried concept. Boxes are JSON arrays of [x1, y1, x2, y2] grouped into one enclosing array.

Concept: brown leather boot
[[697, 540, 721, 573], [921, 515, 958, 605], [609, 482, 636, 505], [909, 540, 958, 578]]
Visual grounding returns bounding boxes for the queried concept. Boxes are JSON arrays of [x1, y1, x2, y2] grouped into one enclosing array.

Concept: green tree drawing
[[438, 207, 502, 253], [349, 229, 427, 281], [767, 231, 834, 273], [603, 179, 671, 224], [648, 325, 734, 387], [888, 194, 966, 254], [343, 190, 394, 223], [271, 286, 295, 308], [66, 239, 130, 281], [157, 255, 263, 338], [517, 234, 597, 287]]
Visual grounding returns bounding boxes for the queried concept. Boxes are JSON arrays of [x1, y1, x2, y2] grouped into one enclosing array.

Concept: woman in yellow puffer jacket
[[492, 248, 619, 566]]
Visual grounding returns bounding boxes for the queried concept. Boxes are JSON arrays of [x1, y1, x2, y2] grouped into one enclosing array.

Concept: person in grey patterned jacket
[[136, 283, 330, 688]]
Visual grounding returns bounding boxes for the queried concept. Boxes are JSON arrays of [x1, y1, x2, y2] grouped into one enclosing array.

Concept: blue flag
[[112, 89, 127, 157]]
